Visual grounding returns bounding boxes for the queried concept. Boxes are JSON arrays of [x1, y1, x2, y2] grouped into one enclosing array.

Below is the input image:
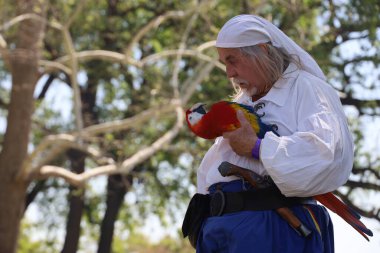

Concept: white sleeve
[[260, 82, 353, 197]]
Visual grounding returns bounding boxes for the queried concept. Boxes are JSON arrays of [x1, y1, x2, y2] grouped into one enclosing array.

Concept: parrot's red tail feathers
[[314, 192, 373, 241]]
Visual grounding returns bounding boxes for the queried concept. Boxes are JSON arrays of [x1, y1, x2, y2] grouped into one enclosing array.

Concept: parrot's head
[[186, 103, 207, 127]]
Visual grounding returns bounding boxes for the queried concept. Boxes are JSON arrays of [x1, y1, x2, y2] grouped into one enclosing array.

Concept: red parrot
[[186, 101, 278, 139], [186, 100, 373, 241]]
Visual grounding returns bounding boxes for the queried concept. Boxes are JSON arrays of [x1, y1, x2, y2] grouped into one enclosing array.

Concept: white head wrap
[[216, 14, 326, 80]]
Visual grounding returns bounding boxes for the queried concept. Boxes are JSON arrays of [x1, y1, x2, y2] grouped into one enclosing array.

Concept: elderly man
[[183, 15, 354, 253]]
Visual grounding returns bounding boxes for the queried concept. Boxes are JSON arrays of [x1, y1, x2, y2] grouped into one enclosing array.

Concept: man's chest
[[250, 101, 298, 136]]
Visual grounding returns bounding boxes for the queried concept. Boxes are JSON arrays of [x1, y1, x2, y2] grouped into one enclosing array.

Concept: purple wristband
[[251, 138, 262, 160]]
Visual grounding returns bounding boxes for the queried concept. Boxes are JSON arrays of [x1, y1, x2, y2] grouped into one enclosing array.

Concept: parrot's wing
[[227, 101, 279, 138]]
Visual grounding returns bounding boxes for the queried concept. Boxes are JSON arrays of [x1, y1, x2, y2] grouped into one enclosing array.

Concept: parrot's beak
[[190, 103, 207, 114]]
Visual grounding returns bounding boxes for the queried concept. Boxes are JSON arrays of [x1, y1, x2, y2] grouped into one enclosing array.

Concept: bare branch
[[140, 49, 224, 70], [171, 11, 199, 98], [352, 167, 380, 180], [62, 27, 83, 131], [38, 165, 92, 186], [122, 0, 217, 56], [345, 180, 380, 191], [36, 106, 184, 186], [42, 50, 140, 71], [0, 34, 9, 66], [33, 138, 110, 171], [20, 101, 179, 180], [0, 33, 7, 49], [19, 134, 106, 179], [82, 101, 178, 136], [196, 40, 216, 51], [181, 61, 217, 104], [335, 191, 380, 222], [124, 10, 189, 57], [48, 48, 222, 70], [64, 0, 88, 28], [39, 59, 72, 74], [341, 96, 380, 116], [118, 106, 184, 174], [0, 13, 62, 31]]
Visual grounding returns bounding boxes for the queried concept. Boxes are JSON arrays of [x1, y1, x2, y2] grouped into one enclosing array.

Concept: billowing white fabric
[[196, 63, 354, 197], [215, 14, 326, 81]]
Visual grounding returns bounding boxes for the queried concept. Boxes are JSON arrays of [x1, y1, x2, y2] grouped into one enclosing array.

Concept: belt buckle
[[210, 190, 226, 216]]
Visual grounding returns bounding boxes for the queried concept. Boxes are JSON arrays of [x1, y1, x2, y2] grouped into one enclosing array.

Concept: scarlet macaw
[[186, 100, 373, 241], [186, 101, 278, 139]]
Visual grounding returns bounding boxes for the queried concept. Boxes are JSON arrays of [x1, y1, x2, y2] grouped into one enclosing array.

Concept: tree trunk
[[61, 150, 86, 253], [0, 180, 28, 253], [0, 1, 45, 252], [59, 43, 101, 250], [60, 63, 99, 251], [97, 175, 129, 253]]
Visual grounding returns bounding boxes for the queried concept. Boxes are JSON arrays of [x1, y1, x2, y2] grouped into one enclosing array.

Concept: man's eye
[[228, 59, 237, 65]]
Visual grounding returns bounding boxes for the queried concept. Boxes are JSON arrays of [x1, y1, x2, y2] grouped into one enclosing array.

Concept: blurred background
[[0, 0, 379, 252]]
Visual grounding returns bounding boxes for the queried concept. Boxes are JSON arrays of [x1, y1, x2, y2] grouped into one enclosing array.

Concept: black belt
[[209, 186, 309, 216], [182, 186, 310, 248]]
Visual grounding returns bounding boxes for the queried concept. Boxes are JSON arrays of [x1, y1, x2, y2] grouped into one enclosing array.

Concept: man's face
[[217, 47, 266, 97]]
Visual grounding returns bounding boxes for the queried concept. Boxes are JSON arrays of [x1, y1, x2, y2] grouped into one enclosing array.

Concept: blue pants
[[196, 181, 334, 253]]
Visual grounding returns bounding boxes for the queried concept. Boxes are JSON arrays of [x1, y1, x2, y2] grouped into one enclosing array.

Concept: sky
[[332, 211, 380, 252]]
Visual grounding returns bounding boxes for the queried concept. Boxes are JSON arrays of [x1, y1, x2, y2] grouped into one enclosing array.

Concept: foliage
[[18, 221, 60, 253]]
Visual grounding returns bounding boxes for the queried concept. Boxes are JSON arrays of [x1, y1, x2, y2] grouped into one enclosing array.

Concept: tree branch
[[140, 49, 224, 70], [0, 13, 62, 31], [36, 106, 184, 186], [81, 101, 178, 136], [64, 0, 88, 28], [344, 180, 380, 191], [36, 73, 57, 100], [122, 0, 214, 57], [0, 33, 6, 49], [171, 11, 199, 99], [39, 59, 72, 74], [22, 133, 111, 178], [62, 27, 83, 131], [352, 167, 380, 180], [181, 61, 217, 104], [19, 101, 179, 181], [341, 96, 380, 116], [124, 10, 189, 57], [43, 48, 223, 71], [335, 191, 380, 222]]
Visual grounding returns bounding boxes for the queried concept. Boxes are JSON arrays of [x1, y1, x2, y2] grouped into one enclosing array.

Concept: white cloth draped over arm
[[260, 71, 354, 197]]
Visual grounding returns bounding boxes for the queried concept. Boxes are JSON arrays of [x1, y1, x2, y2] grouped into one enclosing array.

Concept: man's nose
[[226, 65, 237, 78]]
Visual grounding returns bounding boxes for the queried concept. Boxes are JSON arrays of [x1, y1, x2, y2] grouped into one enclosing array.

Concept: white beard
[[231, 78, 258, 97], [242, 86, 258, 97]]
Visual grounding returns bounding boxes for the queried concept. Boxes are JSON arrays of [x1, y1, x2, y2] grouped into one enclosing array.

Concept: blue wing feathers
[[227, 101, 279, 138]]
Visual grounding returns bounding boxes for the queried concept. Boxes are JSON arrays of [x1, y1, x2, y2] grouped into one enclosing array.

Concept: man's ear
[[258, 43, 269, 54]]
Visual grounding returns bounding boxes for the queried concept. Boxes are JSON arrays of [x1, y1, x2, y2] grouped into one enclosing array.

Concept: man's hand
[[223, 110, 258, 157]]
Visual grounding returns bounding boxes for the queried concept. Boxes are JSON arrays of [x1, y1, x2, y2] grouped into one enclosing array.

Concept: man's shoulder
[[294, 69, 333, 93]]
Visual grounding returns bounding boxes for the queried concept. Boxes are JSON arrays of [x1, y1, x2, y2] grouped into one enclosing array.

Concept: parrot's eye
[[187, 111, 203, 125]]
